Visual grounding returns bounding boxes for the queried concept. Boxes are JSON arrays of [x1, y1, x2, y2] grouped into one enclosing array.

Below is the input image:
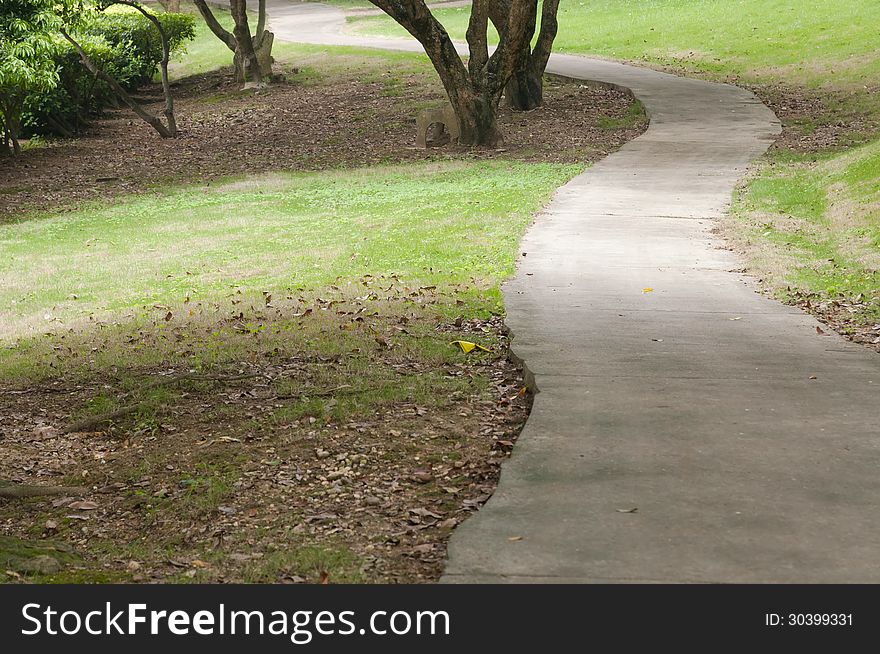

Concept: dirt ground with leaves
[[0, 60, 645, 219], [1, 281, 532, 583]]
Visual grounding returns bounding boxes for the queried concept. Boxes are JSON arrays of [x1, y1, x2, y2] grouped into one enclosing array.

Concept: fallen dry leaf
[[68, 501, 98, 511]]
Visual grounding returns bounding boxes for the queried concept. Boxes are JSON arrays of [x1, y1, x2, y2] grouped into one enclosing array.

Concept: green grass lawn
[[348, 0, 880, 329], [728, 140, 880, 323], [2, 1, 588, 383], [0, 161, 578, 378]]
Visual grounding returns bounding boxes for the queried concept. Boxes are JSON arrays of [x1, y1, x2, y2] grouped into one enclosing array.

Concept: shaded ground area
[[1, 286, 529, 583], [0, 53, 645, 219]]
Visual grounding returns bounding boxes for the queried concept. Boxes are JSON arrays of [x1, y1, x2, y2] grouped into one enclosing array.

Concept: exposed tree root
[[62, 372, 263, 434], [0, 484, 87, 499], [62, 404, 142, 435]]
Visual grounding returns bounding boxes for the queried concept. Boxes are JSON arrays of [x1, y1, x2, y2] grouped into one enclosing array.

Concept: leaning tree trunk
[[60, 29, 175, 138], [110, 1, 179, 134]]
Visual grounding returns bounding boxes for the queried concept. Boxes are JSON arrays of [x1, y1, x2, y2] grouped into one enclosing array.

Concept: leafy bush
[[78, 9, 196, 86], [20, 8, 195, 138], [0, 0, 60, 153]]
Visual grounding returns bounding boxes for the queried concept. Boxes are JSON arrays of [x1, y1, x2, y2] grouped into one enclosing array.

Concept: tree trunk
[[253, 0, 274, 78], [158, 0, 181, 11], [447, 90, 502, 146], [490, 0, 559, 111], [236, 31, 274, 82], [194, 0, 274, 87], [505, 64, 543, 110], [230, 0, 264, 88], [370, 0, 536, 146], [1, 98, 22, 155]]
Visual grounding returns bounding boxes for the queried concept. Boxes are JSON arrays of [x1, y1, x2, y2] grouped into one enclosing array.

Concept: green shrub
[[78, 9, 196, 86], [21, 8, 195, 138]]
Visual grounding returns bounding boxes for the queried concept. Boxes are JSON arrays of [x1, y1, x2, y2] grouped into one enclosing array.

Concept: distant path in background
[[268, 1, 880, 583]]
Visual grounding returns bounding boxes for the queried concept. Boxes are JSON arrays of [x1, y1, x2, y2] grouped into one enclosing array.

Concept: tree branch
[[369, 0, 472, 108], [254, 0, 267, 48], [466, 0, 489, 80], [102, 1, 177, 135], [192, 0, 237, 51], [60, 28, 174, 138], [0, 484, 88, 499], [531, 0, 560, 74]]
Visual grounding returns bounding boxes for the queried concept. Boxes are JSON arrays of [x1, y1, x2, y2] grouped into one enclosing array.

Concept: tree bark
[[252, 0, 275, 78], [255, 0, 267, 43], [1, 115, 10, 155], [230, 0, 264, 87], [491, 0, 560, 111], [1, 97, 23, 155], [194, 0, 272, 86], [505, 67, 543, 110], [0, 484, 88, 499]]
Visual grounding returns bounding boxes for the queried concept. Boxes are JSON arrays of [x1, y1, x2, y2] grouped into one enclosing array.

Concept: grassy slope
[[729, 141, 880, 321], [0, 161, 577, 377], [349, 0, 880, 328]]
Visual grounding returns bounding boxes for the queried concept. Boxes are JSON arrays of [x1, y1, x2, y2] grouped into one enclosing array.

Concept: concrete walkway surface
[[267, 1, 880, 583]]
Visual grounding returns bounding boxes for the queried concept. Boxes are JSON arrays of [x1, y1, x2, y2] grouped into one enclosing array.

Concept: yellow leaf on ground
[[642, 287, 654, 294], [450, 340, 491, 353]]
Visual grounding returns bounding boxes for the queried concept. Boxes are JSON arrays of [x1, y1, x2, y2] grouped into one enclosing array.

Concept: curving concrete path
[[268, 2, 880, 583]]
